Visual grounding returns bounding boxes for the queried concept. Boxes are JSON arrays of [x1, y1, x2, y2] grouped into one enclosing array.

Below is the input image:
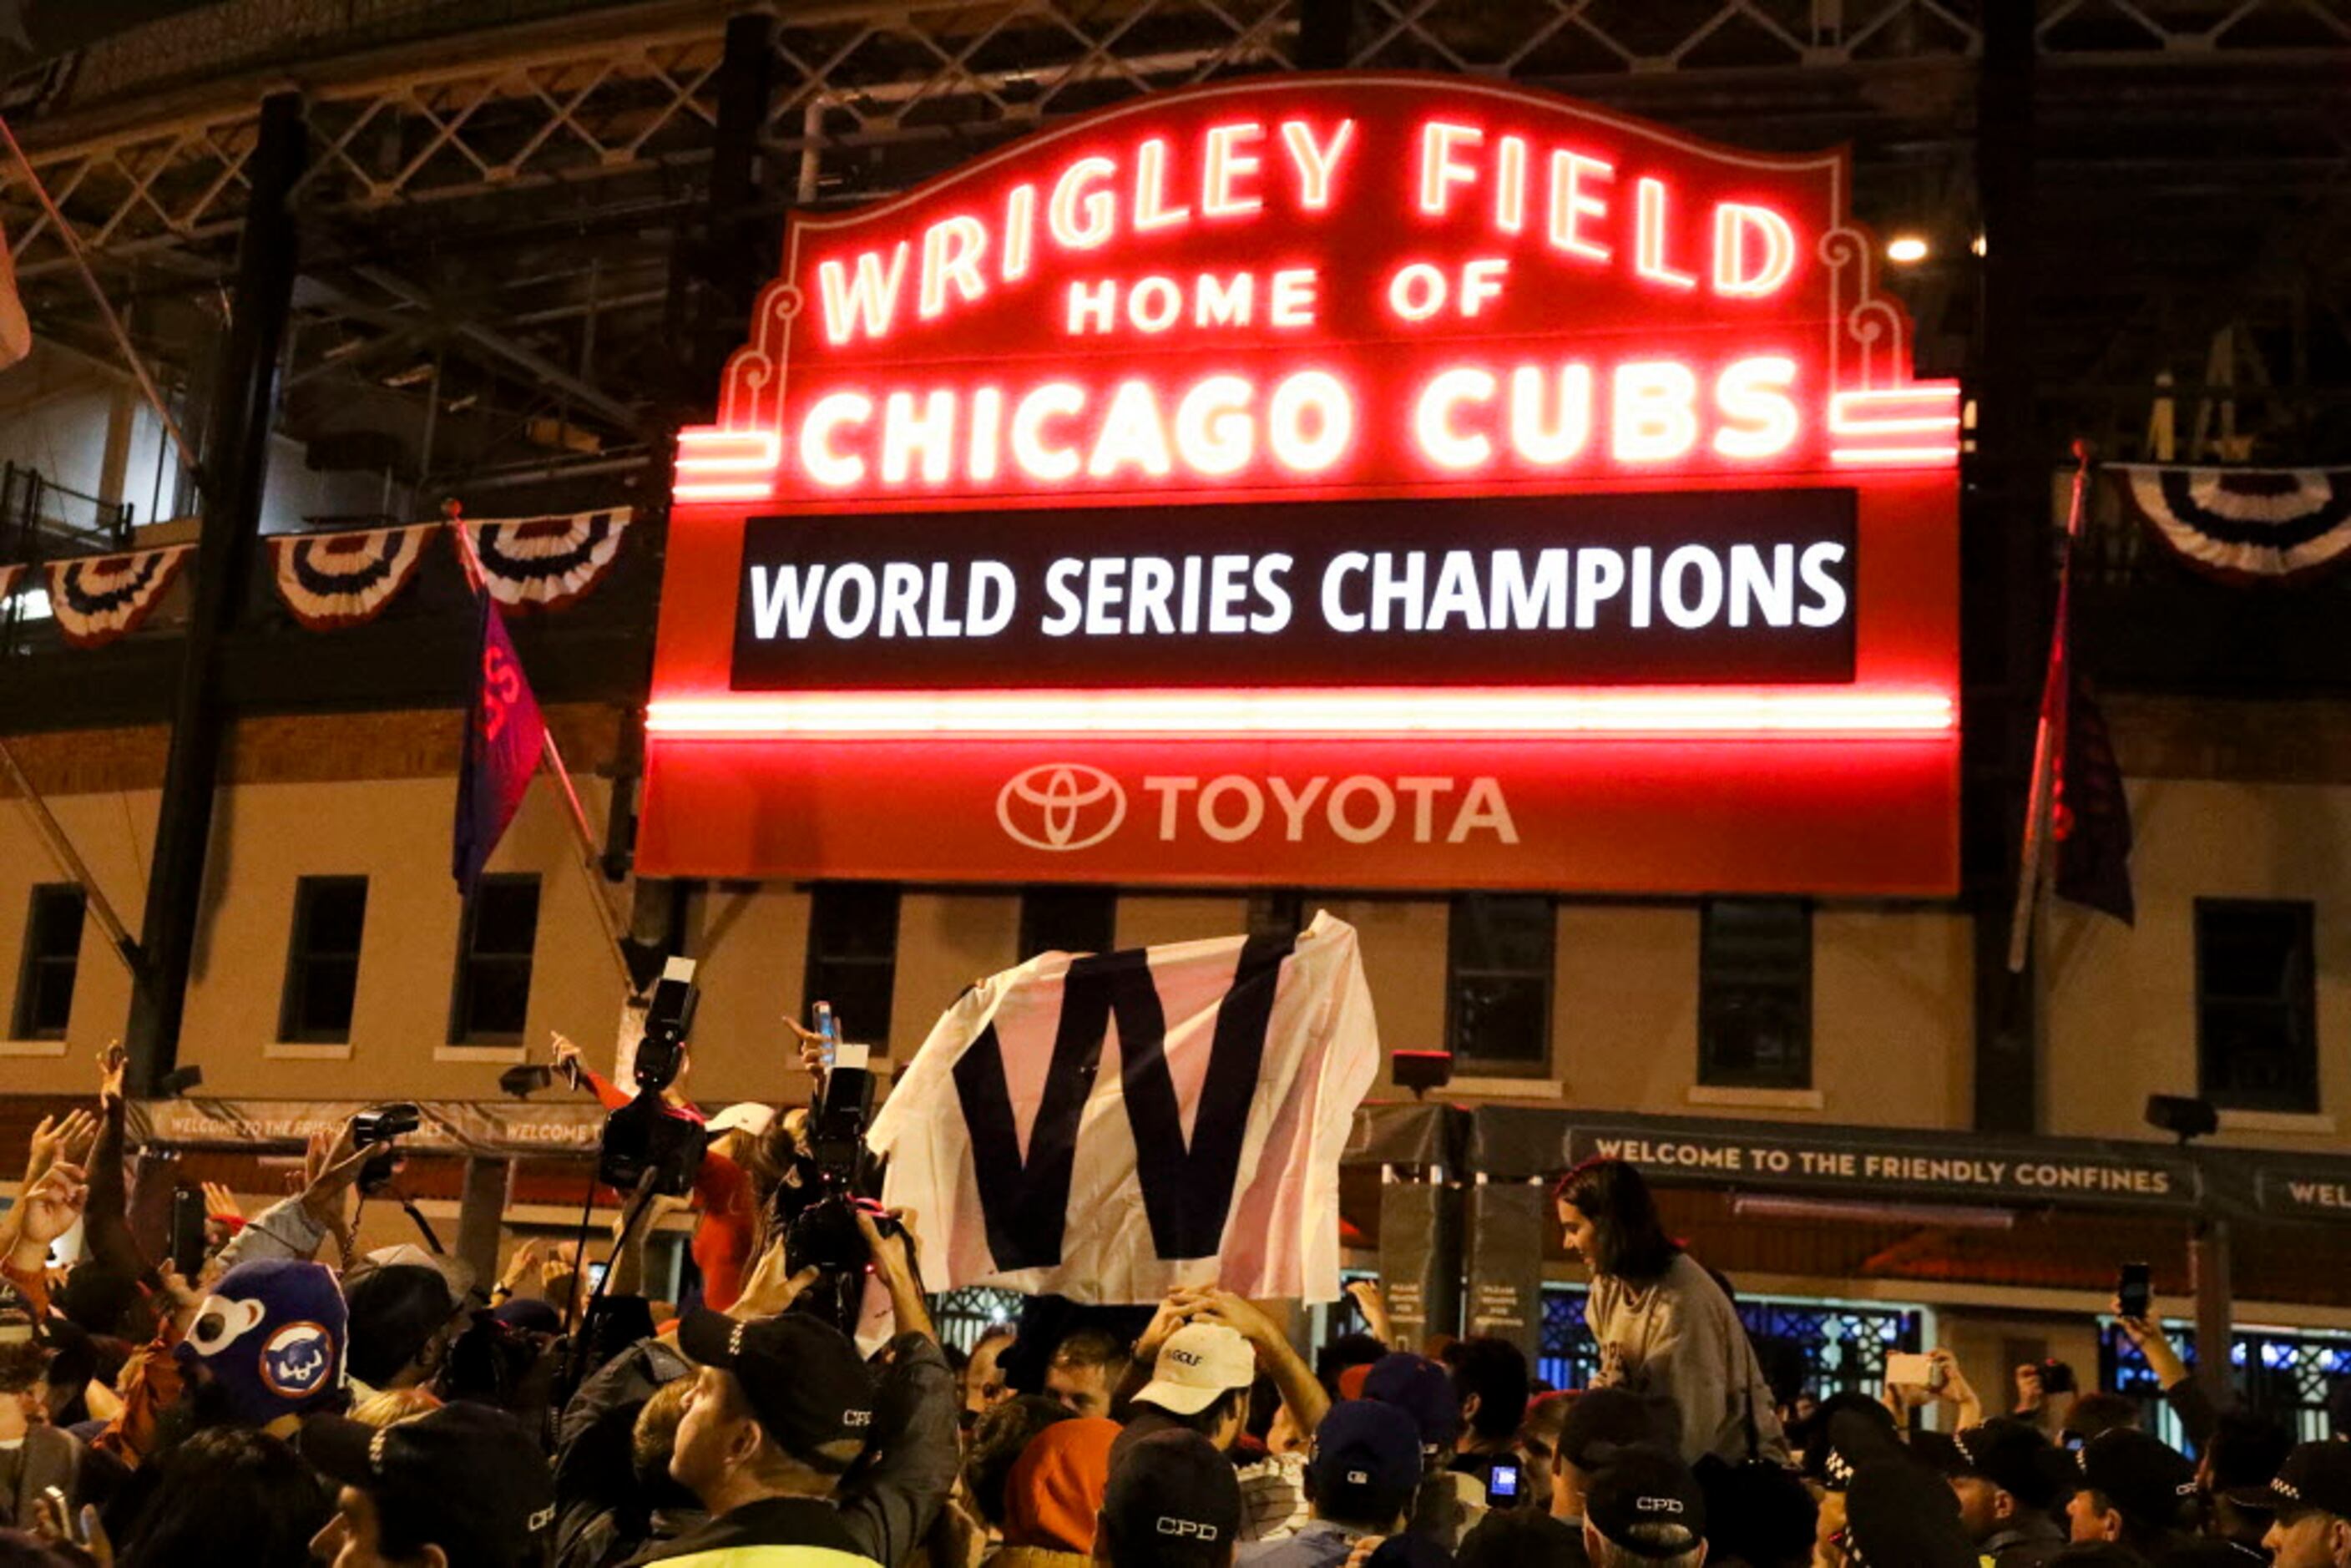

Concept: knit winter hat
[[174, 1257, 348, 1427]]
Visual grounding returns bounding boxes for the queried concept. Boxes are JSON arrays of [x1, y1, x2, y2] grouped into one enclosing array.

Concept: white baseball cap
[[1135, 1323, 1256, 1416], [706, 1102, 776, 1140]]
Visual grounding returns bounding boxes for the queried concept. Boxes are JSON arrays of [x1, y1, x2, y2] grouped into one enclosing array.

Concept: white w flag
[[869, 912, 1378, 1305]]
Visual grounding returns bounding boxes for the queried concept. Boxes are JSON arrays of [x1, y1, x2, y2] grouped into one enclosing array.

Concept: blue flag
[[454, 594, 544, 897]]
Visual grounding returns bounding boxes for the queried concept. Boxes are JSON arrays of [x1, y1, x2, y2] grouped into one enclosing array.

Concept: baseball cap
[[2078, 1428, 2198, 1530], [1559, 1386, 1679, 1472], [707, 1102, 776, 1141], [1583, 1443, 1706, 1559], [2205, 1413, 2293, 1510], [1362, 1352, 1461, 1454], [1929, 1416, 2073, 1510], [1307, 1401, 1423, 1525], [301, 1403, 554, 1568], [1100, 1429, 1241, 1568], [1843, 1454, 1977, 1568], [343, 1264, 462, 1388], [1816, 1403, 1904, 1493], [2263, 1441, 2351, 1521], [1135, 1323, 1256, 1417], [1798, 1393, 1898, 1490], [677, 1308, 876, 1469]]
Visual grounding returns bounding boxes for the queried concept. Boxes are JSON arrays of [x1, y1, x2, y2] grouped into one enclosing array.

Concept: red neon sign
[[645, 74, 1962, 895]]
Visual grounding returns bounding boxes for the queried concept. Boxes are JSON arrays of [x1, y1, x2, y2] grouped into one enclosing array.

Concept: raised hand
[[16, 1162, 89, 1251], [549, 1031, 585, 1088], [200, 1182, 243, 1223], [1346, 1277, 1397, 1345], [24, 1109, 98, 1185], [97, 1041, 126, 1109]]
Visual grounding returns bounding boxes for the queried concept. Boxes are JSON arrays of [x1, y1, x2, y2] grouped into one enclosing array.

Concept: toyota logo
[[997, 763, 1127, 852]]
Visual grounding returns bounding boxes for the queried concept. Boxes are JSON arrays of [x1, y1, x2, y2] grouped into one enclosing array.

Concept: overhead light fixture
[[1732, 1194, 2016, 1230], [1885, 235, 1929, 265], [382, 362, 435, 388], [1969, 234, 1987, 257]]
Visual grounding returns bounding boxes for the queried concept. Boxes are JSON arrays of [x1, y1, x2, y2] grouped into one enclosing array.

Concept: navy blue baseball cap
[[1309, 1400, 1423, 1522], [1362, 1353, 1460, 1454]]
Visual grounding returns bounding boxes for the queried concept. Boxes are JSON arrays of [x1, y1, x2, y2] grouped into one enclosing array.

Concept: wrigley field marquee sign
[[642, 73, 1961, 893]]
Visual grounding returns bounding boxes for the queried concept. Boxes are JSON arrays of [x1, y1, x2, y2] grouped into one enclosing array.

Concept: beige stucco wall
[[889, 891, 1020, 1056], [6, 763, 2336, 1159], [1553, 902, 1700, 1105], [1812, 908, 1975, 1128], [1312, 897, 1448, 1089], [1115, 893, 1249, 953], [679, 882, 812, 1103], [0, 787, 157, 1090], [2044, 779, 2351, 1154], [177, 776, 624, 1100]]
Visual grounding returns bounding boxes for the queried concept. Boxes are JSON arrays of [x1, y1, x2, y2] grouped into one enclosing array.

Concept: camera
[[635, 957, 700, 1094], [599, 958, 710, 1197], [352, 1103, 421, 1196], [784, 1035, 905, 1332]]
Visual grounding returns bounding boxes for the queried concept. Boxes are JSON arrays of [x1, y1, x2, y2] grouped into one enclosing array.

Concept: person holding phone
[[1555, 1156, 1789, 1467]]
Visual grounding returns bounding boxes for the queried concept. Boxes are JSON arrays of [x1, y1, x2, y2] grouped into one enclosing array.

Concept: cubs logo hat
[[301, 1403, 555, 1568], [678, 1308, 877, 1469], [173, 1258, 348, 1428], [1135, 1322, 1256, 1417]]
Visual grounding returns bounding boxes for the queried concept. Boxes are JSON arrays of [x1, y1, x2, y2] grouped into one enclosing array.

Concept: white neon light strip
[[647, 688, 1955, 738]]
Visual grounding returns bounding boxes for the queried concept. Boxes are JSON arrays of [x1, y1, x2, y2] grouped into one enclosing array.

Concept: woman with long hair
[[1554, 1156, 1788, 1466]]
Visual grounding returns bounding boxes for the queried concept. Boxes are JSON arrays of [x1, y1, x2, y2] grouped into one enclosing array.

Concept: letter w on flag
[[869, 913, 1379, 1304], [453, 594, 545, 898]]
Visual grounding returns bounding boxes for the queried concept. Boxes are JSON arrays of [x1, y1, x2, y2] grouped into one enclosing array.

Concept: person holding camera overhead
[[1554, 1156, 1790, 1467], [550, 1031, 773, 1314]]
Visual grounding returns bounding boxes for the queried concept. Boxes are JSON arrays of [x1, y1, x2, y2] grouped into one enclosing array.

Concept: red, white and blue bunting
[[44, 546, 192, 648], [2108, 464, 2351, 584], [473, 508, 631, 612], [269, 524, 435, 631]]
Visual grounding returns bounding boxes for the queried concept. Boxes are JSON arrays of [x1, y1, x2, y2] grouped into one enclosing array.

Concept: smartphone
[[1887, 1352, 1940, 1389], [813, 1000, 840, 1071], [169, 1185, 209, 1278], [2118, 1262, 2151, 1321], [2040, 1358, 2077, 1395], [1485, 1459, 1522, 1507]]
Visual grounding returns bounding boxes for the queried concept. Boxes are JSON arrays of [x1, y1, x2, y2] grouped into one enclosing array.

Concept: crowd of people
[[0, 1044, 2346, 1568]]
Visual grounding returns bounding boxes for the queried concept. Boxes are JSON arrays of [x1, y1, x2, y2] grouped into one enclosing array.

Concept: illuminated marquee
[[645, 74, 1963, 896], [673, 78, 1954, 507]]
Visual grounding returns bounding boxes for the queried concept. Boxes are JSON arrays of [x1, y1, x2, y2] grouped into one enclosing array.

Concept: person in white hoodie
[[1554, 1157, 1788, 1468]]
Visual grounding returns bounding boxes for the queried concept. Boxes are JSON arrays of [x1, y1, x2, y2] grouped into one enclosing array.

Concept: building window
[[1699, 899, 1813, 1089], [806, 883, 901, 1050], [2196, 899, 2318, 1113], [1019, 887, 1118, 959], [12, 884, 86, 1040], [1247, 890, 1308, 944], [451, 875, 541, 1044], [1447, 894, 1554, 1073], [280, 877, 368, 1044]]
